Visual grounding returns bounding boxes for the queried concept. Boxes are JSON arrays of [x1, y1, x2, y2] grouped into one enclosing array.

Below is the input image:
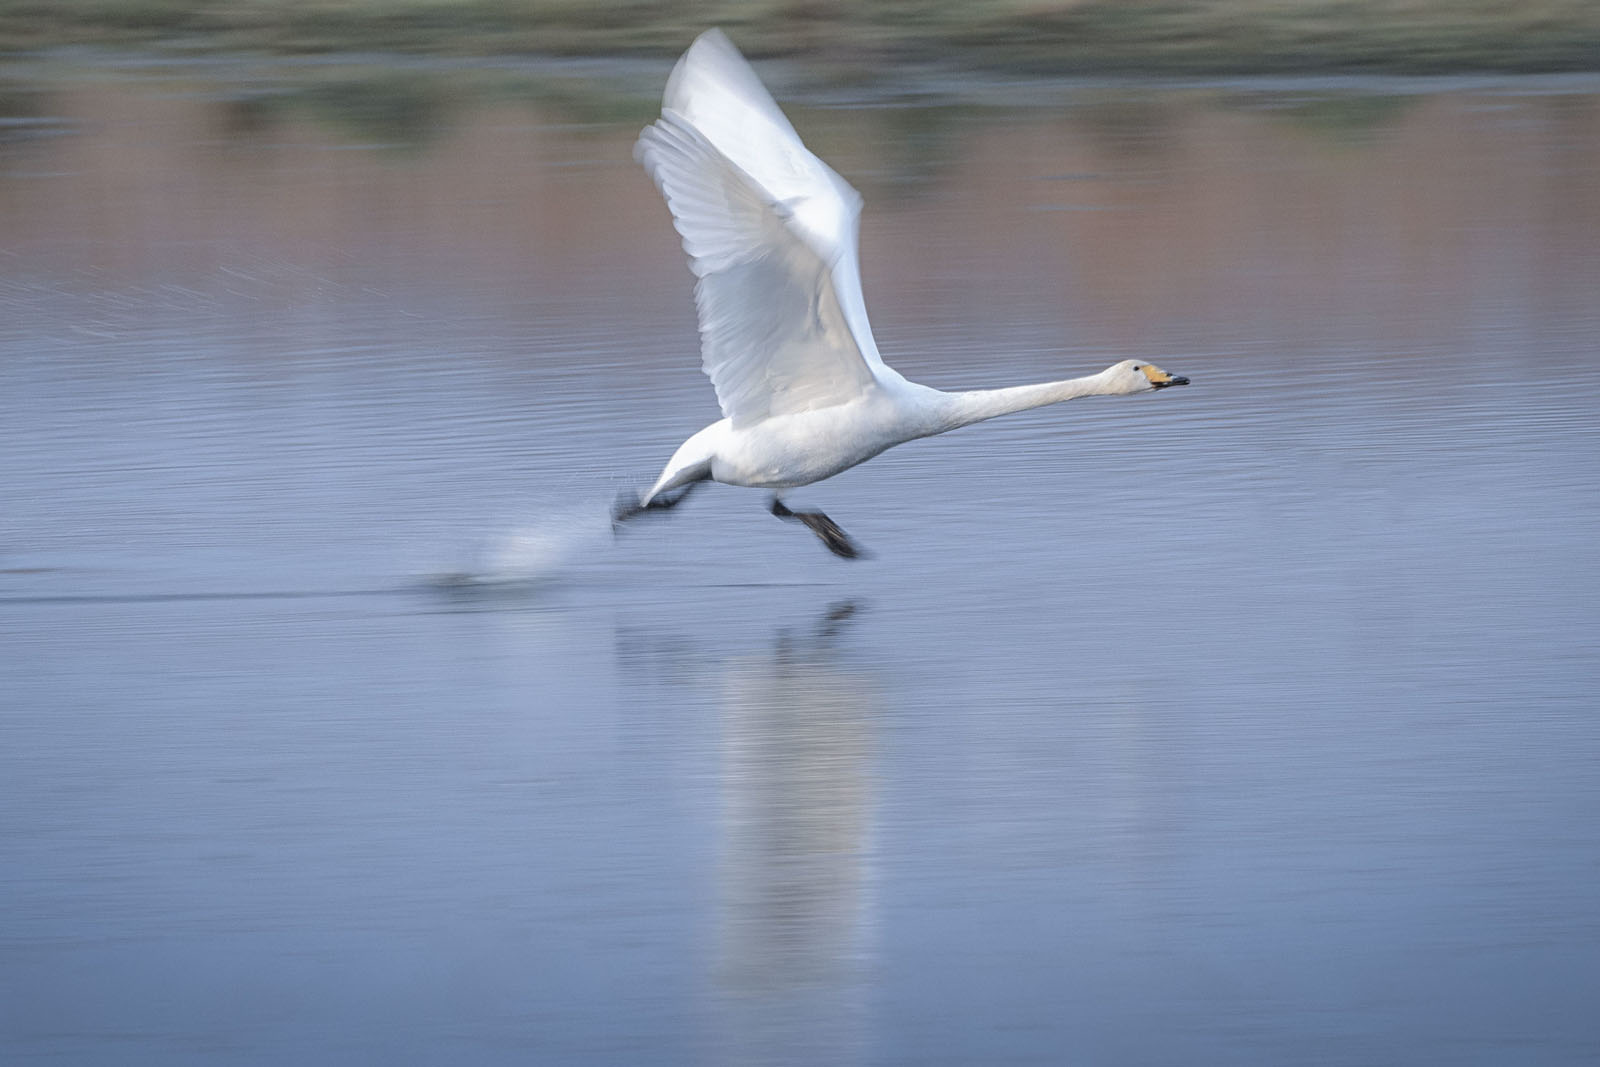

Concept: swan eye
[[1132, 365, 1142, 371]]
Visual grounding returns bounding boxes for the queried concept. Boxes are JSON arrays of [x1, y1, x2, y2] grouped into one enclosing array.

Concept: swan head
[[1103, 359, 1190, 395]]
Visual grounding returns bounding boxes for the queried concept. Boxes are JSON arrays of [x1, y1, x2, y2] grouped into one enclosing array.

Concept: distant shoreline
[[4, 1, 1598, 76]]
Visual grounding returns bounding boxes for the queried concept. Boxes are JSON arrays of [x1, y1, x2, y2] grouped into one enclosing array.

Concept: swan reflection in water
[[715, 601, 878, 1066]]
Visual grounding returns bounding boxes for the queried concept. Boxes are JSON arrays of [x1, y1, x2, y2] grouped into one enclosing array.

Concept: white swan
[[616, 29, 1189, 558]]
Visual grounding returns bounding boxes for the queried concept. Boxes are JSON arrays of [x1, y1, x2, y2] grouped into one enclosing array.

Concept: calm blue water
[[2, 59, 1599, 1064]]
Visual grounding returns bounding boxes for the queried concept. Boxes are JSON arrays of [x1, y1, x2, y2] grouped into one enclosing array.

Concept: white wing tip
[[693, 27, 735, 49], [683, 28, 741, 67]]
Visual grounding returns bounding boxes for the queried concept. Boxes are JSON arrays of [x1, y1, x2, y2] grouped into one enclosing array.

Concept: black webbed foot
[[770, 497, 867, 559], [613, 481, 702, 532]]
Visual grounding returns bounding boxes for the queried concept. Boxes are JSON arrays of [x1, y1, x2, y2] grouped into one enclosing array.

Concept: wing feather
[[636, 30, 901, 427], [637, 115, 877, 427]]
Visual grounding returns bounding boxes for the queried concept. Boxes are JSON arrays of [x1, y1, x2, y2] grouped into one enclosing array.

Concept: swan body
[[620, 29, 1189, 557]]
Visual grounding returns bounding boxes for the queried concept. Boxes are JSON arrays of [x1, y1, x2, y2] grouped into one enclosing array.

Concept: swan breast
[[712, 388, 932, 489]]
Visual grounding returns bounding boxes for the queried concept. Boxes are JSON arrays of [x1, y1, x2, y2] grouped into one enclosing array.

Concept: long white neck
[[928, 370, 1114, 434]]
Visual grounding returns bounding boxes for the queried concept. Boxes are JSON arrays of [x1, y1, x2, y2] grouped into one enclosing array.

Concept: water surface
[[3, 60, 1599, 1064]]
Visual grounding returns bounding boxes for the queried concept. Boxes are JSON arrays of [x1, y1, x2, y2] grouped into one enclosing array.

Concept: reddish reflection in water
[[3, 73, 1597, 380]]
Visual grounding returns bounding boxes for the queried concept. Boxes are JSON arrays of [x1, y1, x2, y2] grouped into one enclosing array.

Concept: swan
[[615, 29, 1189, 558]]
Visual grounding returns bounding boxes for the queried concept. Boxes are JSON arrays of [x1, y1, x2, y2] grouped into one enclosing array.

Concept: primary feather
[[634, 29, 901, 428], [635, 116, 874, 427]]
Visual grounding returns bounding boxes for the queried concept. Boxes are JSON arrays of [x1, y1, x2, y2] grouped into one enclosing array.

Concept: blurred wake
[[424, 498, 614, 590]]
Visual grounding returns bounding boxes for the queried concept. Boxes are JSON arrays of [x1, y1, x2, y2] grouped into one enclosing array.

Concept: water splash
[[424, 498, 613, 590]]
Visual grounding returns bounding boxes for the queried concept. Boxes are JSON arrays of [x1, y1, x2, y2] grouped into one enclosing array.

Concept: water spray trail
[[427, 495, 615, 589]]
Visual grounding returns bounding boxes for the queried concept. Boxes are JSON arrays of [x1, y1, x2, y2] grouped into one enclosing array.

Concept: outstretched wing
[[635, 30, 899, 428]]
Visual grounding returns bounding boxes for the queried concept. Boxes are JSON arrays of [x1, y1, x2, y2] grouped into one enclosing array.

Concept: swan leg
[[612, 478, 704, 529], [770, 497, 865, 560]]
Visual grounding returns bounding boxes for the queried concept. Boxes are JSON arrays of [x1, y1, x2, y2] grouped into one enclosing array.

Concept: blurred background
[[3, 4, 1599, 1065], [2, 0, 1600, 69]]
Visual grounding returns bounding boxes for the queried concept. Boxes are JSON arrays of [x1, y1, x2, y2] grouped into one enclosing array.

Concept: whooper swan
[[615, 29, 1189, 558]]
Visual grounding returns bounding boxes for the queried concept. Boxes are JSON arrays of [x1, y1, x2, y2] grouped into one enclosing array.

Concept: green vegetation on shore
[[2, 0, 1598, 74]]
